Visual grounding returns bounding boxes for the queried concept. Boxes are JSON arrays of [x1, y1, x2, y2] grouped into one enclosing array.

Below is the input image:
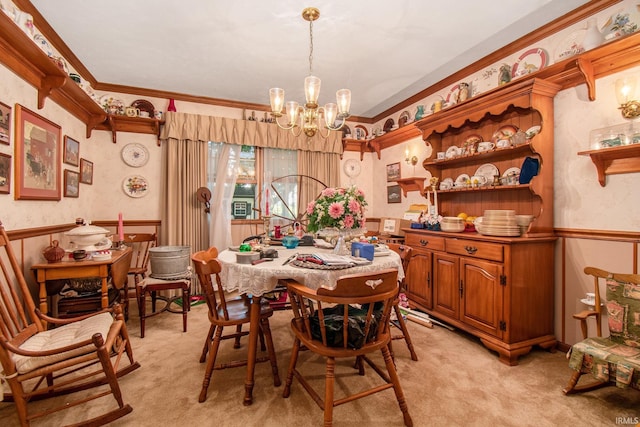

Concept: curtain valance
[[159, 111, 343, 154]]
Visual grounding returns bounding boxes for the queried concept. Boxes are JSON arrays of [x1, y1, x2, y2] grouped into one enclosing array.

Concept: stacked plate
[[475, 210, 521, 236], [440, 216, 465, 233]]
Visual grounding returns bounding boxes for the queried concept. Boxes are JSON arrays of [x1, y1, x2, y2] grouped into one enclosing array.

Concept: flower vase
[[333, 230, 350, 255]]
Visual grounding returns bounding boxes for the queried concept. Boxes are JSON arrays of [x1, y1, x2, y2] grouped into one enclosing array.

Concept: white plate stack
[[475, 210, 521, 236], [440, 216, 465, 232]]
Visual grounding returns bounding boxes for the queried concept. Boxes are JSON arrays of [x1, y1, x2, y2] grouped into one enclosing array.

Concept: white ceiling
[[30, 0, 589, 118]]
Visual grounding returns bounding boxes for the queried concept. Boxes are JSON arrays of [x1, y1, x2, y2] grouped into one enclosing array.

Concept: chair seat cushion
[[310, 304, 382, 349], [568, 336, 640, 389], [14, 312, 114, 374]]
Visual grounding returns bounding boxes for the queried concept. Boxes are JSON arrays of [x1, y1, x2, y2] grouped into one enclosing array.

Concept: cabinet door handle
[[459, 280, 464, 298], [419, 239, 429, 246], [464, 245, 477, 254]]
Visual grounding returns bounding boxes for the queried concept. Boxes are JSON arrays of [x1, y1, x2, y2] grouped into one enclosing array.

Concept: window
[[208, 144, 297, 221]]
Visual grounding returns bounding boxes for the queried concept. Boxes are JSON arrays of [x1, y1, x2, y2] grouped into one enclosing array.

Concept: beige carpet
[[1, 299, 638, 426]]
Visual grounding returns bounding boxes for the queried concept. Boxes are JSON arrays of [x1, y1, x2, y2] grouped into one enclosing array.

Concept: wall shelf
[[578, 144, 640, 186], [396, 177, 426, 196], [95, 115, 165, 144], [341, 139, 375, 160]]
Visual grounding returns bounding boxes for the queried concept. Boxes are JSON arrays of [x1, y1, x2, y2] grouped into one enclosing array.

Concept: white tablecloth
[[218, 247, 404, 296]]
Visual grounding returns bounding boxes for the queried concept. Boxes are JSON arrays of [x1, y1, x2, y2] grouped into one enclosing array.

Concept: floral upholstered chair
[[564, 267, 640, 394]]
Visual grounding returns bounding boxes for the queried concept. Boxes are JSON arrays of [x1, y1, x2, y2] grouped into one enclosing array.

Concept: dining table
[[216, 245, 404, 405]]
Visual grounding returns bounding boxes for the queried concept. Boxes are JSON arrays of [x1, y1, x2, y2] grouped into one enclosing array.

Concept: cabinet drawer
[[404, 233, 445, 251], [445, 239, 504, 262]]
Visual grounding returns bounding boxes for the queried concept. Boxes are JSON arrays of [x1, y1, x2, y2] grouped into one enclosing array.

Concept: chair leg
[[283, 337, 301, 398], [258, 325, 266, 351], [93, 334, 126, 409], [259, 317, 281, 386], [200, 324, 216, 363], [199, 325, 224, 403], [380, 344, 413, 427], [233, 324, 243, 348], [324, 357, 336, 427], [393, 303, 418, 361]]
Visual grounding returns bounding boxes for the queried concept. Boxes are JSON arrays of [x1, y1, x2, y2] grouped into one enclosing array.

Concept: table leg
[[243, 295, 260, 406], [182, 285, 188, 332], [38, 279, 48, 328]]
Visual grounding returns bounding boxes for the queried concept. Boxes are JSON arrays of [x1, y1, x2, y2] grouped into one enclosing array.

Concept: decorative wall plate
[[121, 143, 149, 167], [511, 48, 548, 78], [343, 158, 361, 178], [398, 111, 411, 127], [554, 29, 586, 62], [123, 175, 149, 198], [131, 99, 155, 117], [383, 118, 395, 132]]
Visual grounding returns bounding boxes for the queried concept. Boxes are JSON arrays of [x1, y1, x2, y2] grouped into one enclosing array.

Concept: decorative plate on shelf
[[123, 175, 149, 198], [342, 125, 352, 138], [553, 29, 586, 62], [33, 34, 53, 57], [354, 125, 368, 139], [445, 83, 460, 106], [502, 167, 521, 177], [475, 163, 499, 182], [525, 126, 541, 139], [491, 125, 518, 143], [131, 99, 155, 117], [398, 111, 411, 127], [454, 174, 470, 187], [445, 145, 461, 159], [121, 143, 150, 167], [511, 48, 548, 78], [383, 118, 395, 133], [601, 6, 640, 42]]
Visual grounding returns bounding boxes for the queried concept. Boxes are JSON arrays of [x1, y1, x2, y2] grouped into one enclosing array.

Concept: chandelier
[[269, 7, 351, 138]]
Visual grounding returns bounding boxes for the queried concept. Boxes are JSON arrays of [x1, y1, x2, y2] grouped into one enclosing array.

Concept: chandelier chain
[[308, 18, 314, 75]]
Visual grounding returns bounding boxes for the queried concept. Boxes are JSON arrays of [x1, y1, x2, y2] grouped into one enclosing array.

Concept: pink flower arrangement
[[305, 186, 367, 233]]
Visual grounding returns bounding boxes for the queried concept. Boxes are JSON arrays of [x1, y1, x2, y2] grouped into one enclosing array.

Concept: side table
[[136, 274, 191, 338]]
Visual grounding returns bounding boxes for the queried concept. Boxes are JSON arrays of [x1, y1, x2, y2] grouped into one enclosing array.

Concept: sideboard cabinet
[[404, 229, 556, 365], [403, 78, 560, 365]]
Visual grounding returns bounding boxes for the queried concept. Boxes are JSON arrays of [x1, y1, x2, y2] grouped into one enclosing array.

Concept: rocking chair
[[563, 266, 640, 394], [0, 222, 140, 426]]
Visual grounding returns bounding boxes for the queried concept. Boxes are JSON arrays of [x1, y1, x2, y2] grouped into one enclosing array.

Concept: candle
[[434, 189, 438, 217], [118, 213, 124, 241], [265, 188, 270, 216]]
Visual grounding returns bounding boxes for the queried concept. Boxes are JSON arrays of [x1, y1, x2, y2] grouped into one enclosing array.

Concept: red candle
[[265, 189, 270, 216], [118, 213, 124, 241]]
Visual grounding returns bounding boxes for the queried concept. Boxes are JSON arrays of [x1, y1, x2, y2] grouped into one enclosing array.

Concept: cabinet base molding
[[480, 335, 557, 366]]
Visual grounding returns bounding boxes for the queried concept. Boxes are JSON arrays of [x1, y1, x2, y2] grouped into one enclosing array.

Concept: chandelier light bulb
[[269, 88, 285, 114]]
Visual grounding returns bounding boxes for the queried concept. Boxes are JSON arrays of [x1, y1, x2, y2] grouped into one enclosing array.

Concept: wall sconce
[[405, 147, 418, 166], [615, 77, 640, 119]]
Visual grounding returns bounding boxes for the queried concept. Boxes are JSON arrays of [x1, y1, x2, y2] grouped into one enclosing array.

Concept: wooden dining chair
[[123, 232, 156, 309], [0, 221, 140, 426], [191, 248, 280, 403], [386, 243, 419, 361], [281, 269, 413, 427]]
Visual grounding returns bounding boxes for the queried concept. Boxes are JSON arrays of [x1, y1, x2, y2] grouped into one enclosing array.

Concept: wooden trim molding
[[554, 227, 640, 242]]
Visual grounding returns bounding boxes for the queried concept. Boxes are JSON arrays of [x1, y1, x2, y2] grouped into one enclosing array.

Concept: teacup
[[470, 175, 487, 187], [139, 111, 150, 118], [496, 139, 511, 149], [439, 182, 452, 190], [477, 142, 495, 152], [436, 152, 445, 160]]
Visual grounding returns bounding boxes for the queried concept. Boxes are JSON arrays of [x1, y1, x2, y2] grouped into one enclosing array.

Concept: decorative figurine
[[499, 64, 511, 86]]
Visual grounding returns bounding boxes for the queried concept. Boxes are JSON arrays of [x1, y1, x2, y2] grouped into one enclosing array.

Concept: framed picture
[[63, 169, 79, 197], [0, 101, 10, 145], [63, 135, 79, 166], [14, 104, 61, 200], [0, 153, 10, 194], [80, 158, 93, 184], [386, 162, 401, 182], [387, 185, 402, 204]]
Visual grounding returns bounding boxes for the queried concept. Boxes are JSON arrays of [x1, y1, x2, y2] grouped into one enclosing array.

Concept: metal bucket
[[149, 246, 190, 279]]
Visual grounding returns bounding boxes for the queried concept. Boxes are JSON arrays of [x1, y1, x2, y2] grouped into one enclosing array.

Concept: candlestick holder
[[262, 215, 271, 246], [112, 240, 126, 250]]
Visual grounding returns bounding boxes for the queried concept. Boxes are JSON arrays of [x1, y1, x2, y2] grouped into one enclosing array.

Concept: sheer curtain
[[208, 142, 240, 251]]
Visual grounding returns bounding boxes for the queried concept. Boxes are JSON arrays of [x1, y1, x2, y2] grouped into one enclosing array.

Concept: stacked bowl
[[474, 210, 521, 236], [440, 216, 465, 233]]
